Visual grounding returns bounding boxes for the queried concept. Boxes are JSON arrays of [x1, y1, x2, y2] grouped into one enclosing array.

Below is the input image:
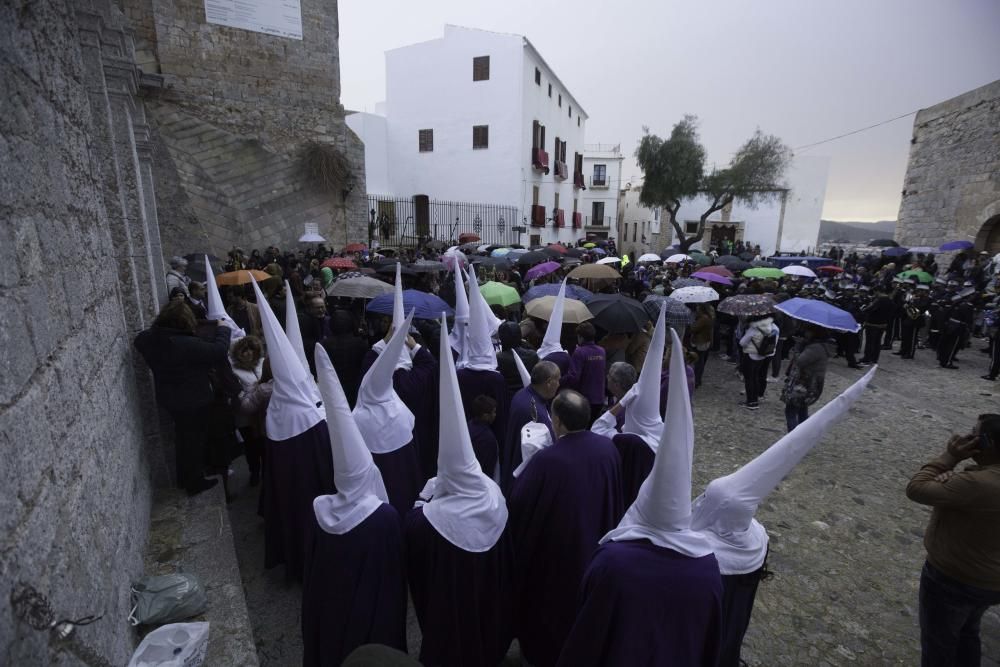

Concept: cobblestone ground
[[229, 338, 1000, 666]]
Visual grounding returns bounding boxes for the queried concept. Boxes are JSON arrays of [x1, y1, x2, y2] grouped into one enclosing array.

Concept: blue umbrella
[[774, 297, 859, 333], [939, 240, 974, 251], [522, 282, 593, 302], [882, 246, 909, 257], [367, 289, 454, 319], [592, 247, 607, 256]]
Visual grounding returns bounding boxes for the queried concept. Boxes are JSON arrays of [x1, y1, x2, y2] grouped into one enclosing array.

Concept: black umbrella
[[716, 255, 752, 272], [425, 239, 447, 250], [739, 251, 755, 261], [516, 251, 550, 267], [459, 242, 482, 253], [376, 263, 416, 276], [584, 293, 650, 333], [411, 260, 446, 273], [183, 254, 223, 283], [566, 248, 587, 258], [868, 239, 899, 247], [471, 256, 512, 269], [540, 247, 563, 258]]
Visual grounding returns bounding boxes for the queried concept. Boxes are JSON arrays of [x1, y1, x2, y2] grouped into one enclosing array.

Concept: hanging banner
[[204, 0, 303, 40]]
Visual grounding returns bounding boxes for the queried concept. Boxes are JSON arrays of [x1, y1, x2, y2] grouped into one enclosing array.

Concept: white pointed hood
[[691, 366, 877, 574], [371, 263, 413, 370], [353, 310, 417, 454], [283, 280, 310, 376], [448, 265, 470, 358], [251, 278, 325, 441], [512, 349, 531, 388], [422, 315, 508, 552], [622, 304, 666, 450], [458, 264, 499, 371], [204, 255, 245, 341], [601, 329, 712, 557], [312, 344, 389, 535], [537, 279, 568, 358], [467, 264, 503, 335]]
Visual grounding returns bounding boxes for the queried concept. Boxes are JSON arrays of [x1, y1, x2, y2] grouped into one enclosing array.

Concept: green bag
[[129, 573, 207, 626]]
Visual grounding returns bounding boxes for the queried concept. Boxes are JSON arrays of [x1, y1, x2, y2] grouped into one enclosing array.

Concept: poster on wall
[[204, 0, 303, 40]]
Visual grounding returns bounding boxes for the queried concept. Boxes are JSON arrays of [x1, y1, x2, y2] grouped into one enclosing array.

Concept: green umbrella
[[480, 281, 521, 308], [742, 267, 785, 279], [897, 269, 934, 284], [692, 253, 712, 266]]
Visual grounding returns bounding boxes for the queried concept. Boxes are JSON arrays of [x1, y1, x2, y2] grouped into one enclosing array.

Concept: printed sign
[[205, 0, 303, 40]]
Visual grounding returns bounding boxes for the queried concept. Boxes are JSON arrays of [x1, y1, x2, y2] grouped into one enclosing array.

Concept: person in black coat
[[320, 310, 370, 409], [859, 288, 894, 366], [134, 299, 232, 495]]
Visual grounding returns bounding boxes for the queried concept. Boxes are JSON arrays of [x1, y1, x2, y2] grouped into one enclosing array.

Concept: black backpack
[[754, 331, 778, 357]]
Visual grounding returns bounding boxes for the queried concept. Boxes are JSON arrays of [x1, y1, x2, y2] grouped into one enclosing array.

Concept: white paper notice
[[205, 0, 303, 40]]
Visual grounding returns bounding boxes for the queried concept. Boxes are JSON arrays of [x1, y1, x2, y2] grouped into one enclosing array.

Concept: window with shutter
[[535, 68, 541, 85], [473, 125, 489, 149], [548, 83, 552, 97], [558, 94, 562, 107], [418, 129, 433, 152], [568, 105, 572, 118], [473, 56, 490, 81]]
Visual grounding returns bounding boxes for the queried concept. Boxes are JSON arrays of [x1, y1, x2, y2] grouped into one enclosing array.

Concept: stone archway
[[974, 200, 1000, 254]]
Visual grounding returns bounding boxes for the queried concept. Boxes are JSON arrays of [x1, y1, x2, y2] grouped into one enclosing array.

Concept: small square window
[[548, 83, 552, 97], [418, 129, 433, 152], [577, 116, 581, 127], [473, 56, 490, 81], [535, 68, 541, 85], [558, 94, 562, 107], [685, 221, 699, 234], [568, 105, 572, 118], [473, 125, 489, 149]]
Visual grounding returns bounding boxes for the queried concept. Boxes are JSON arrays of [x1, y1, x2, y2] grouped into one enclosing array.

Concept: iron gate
[[367, 195, 524, 248]]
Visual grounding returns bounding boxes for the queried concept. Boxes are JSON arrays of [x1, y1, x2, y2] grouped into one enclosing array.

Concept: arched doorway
[[975, 214, 1000, 254]]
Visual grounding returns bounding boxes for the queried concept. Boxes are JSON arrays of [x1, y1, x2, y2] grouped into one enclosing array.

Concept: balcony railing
[[573, 171, 585, 189], [554, 161, 568, 180], [590, 175, 608, 188], [532, 148, 550, 174], [584, 215, 613, 227]]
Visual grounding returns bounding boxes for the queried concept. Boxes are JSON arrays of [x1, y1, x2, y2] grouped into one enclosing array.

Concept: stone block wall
[[1, 1, 166, 663], [896, 80, 1000, 248]]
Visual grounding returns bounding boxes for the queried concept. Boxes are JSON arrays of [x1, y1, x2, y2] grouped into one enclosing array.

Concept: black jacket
[[134, 325, 232, 413]]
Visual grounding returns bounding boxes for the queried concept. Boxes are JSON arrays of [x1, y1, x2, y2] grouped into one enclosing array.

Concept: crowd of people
[[133, 237, 1000, 666]]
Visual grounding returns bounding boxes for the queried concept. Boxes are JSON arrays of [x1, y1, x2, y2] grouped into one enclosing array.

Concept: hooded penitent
[[371, 263, 413, 371], [536, 279, 569, 359], [457, 264, 499, 371], [622, 303, 666, 450], [690, 366, 877, 574], [204, 254, 245, 341], [449, 264, 470, 359], [251, 278, 325, 441], [512, 349, 531, 388], [312, 344, 390, 535], [601, 329, 712, 557], [421, 315, 508, 552], [353, 310, 417, 454], [283, 280, 311, 376]]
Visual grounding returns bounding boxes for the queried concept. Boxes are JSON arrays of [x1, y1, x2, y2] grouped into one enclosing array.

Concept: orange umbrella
[[215, 269, 271, 286], [322, 257, 358, 270]]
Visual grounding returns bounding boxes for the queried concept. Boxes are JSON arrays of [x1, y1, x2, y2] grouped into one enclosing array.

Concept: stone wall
[[896, 79, 1000, 250], [118, 0, 368, 257], [0, 1, 166, 663]]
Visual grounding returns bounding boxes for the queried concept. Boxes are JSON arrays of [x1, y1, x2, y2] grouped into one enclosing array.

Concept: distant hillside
[[819, 219, 897, 243]]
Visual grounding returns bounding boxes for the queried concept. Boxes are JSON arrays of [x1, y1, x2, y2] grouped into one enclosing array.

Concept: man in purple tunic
[[302, 345, 407, 666], [563, 321, 607, 424], [353, 311, 423, 520], [405, 318, 513, 667], [592, 304, 666, 507], [558, 331, 723, 667], [509, 389, 624, 667], [501, 360, 560, 493], [251, 279, 334, 582]]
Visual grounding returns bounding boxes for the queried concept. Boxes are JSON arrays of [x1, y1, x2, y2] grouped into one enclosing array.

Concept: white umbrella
[[782, 265, 817, 279], [665, 253, 693, 264], [670, 285, 720, 303], [597, 256, 622, 265], [478, 244, 491, 253], [638, 253, 662, 263], [908, 246, 935, 254]]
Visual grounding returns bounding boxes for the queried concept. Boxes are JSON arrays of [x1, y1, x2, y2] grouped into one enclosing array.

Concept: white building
[[347, 25, 591, 246], [580, 144, 623, 242], [617, 184, 664, 257]]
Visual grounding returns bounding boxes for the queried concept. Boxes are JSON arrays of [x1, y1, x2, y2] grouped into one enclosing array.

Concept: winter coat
[[781, 339, 829, 407], [134, 324, 232, 413], [739, 317, 778, 360]]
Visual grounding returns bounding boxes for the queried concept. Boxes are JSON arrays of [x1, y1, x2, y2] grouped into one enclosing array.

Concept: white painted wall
[[581, 145, 622, 241], [618, 186, 660, 254], [346, 112, 390, 194]]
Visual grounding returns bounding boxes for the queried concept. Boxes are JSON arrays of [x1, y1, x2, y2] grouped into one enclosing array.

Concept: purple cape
[[457, 368, 509, 449], [659, 365, 696, 417], [556, 539, 723, 667], [501, 386, 554, 494], [467, 418, 500, 480], [563, 342, 607, 406], [302, 503, 407, 666], [509, 430, 624, 667], [612, 432, 655, 509], [260, 421, 336, 581], [544, 350, 572, 376], [371, 440, 422, 520], [719, 569, 765, 667], [404, 507, 513, 667]]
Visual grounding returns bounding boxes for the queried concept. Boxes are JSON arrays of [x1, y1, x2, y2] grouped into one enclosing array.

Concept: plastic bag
[[128, 622, 209, 667], [129, 574, 207, 626]]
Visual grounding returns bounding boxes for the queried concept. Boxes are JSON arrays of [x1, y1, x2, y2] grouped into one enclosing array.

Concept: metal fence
[[366, 195, 524, 248]]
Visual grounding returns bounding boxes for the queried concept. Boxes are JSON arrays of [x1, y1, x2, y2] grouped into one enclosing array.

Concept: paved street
[[228, 340, 1000, 666]]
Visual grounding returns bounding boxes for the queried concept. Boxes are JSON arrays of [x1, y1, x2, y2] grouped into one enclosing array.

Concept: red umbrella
[[322, 257, 357, 270], [458, 232, 481, 243], [817, 265, 844, 274], [698, 265, 734, 278], [344, 243, 367, 253], [547, 243, 569, 255]]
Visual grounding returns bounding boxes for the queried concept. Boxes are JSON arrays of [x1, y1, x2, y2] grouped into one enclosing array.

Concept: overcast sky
[[339, 0, 999, 222]]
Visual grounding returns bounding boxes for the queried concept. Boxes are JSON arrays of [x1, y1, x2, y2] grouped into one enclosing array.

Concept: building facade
[[895, 80, 1000, 253], [349, 25, 592, 246], [618, 184, 665, 257], [580, 144, 623, 242]]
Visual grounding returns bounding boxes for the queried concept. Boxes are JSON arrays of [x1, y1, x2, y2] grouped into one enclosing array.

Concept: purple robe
[[371, 440, 422, 521], [612, 432, 654, 509], [659, 365, 696, 418], [556, 539, 723, 667], [362, 347, 439, 480], [261, 421, 336, 581], [509, 431, 624, 667], [501, 386, 554, 493], [456, 368, 509, 451], [563, 342, 607, 406], [467, 418, 499, 480], [302, 503, 407, 666], [719, 568, 766, 667], [544, 350, 572, 376], [404, 507, 513, 667]]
